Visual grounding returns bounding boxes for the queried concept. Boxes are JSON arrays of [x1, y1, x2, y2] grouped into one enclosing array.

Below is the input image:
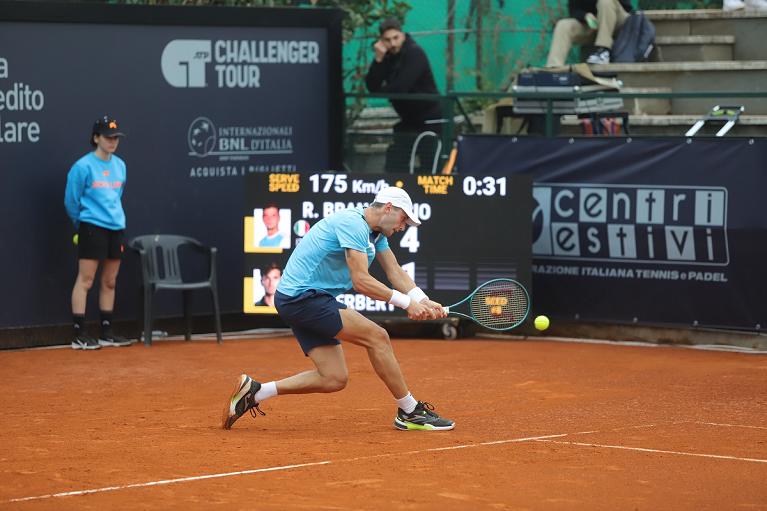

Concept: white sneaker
[[723, 0, 745, 10], [586, 48, 611, 65], [745, 0, 767, 10]]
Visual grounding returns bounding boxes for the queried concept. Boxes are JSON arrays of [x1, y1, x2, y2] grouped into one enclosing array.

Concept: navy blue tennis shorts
[[274, 289, 347, 356]]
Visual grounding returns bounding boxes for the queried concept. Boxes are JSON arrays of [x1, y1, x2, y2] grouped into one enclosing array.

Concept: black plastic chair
[[129, 234, 222, 346]]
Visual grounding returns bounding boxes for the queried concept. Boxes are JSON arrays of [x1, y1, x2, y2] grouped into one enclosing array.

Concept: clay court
[[1, 335, 765, 510]]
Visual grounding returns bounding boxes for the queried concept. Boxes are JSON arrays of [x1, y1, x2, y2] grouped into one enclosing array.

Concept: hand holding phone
[[373, 39, 388, 62]]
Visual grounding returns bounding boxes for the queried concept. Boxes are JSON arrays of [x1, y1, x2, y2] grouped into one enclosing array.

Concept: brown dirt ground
[[0, 337, 766, 510]]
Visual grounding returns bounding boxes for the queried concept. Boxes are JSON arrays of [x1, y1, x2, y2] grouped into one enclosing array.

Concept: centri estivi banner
[[458, 135, 766, 330]]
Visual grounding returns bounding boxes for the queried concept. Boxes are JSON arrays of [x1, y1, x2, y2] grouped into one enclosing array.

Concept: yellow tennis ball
[[534, 315, 550, 331], [72, 233, 79, 245]]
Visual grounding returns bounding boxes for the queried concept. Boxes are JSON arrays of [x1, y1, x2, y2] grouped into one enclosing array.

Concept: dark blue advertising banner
[[0, 3, 342, 329], [457, 135, 767, 331]]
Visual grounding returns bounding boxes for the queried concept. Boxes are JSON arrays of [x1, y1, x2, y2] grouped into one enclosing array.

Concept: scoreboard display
[[243, 173, 532, 317]]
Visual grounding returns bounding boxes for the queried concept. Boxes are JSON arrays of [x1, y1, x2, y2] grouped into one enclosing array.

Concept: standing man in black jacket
[[545, 0, 633, 66], [365, 18, 443, 173]]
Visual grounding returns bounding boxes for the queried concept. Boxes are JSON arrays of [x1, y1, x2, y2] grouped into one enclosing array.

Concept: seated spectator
[[365, 18, 443, 173], [546, 0, 632, 66]]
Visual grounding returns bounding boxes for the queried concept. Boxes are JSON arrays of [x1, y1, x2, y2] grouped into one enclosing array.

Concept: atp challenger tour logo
[[161, 39, 320, 88], [532, 183, 729, 266], [161, 40, 211, 87]]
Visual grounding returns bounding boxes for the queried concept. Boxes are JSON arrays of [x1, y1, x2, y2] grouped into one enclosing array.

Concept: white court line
[[536, 440, 767, 464], [9, 425, 764, 504], [693, 421, 767, 430], [5, 433, 567, 504], [479, 333, 767, 354], [586, 424, 657, 433], [6, 461, 331, 503]]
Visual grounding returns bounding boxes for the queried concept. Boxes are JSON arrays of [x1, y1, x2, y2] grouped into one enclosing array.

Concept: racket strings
[[469, 281, 528, 330]]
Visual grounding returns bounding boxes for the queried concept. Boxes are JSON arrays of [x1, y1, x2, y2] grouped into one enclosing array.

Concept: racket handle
[[442, 307, 450, 314]]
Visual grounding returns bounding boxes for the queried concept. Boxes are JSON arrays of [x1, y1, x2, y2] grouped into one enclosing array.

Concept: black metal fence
[[344, 90, 767, 174]]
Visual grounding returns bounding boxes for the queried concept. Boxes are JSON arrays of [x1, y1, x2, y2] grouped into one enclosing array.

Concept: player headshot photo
[[254, 203, 291, 251], [254, 262, 282, 308]]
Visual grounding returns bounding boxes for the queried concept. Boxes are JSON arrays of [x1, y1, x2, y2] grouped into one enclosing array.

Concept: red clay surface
[[1, 337, 766, 510]]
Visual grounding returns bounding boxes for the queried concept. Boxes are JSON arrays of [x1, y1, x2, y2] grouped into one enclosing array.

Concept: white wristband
[[407, 287, 428, 303], [388, 289, 412, 309]]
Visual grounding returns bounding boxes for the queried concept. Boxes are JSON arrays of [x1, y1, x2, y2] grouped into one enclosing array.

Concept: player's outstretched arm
[[376, 249, 444, 320], [346, 249, 431, 320], [346, 248, 397, 301], [376, 249, 416, 294]]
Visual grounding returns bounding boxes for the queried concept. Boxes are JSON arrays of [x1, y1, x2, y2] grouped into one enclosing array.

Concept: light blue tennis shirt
[[278, 206, 389, 297]]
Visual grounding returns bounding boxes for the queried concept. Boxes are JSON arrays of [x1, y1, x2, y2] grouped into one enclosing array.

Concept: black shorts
[[78, 222, 125, 260], [274, 289, 346, 356]]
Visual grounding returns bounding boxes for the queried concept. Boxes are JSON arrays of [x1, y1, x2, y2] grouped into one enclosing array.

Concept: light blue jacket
[[64, 152, 126, 230]]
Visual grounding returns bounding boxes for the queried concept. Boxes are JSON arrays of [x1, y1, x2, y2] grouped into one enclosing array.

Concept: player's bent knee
[[322, 373, 348, 392], [367, 328, 394, 355], [371, 324, 390, 343]]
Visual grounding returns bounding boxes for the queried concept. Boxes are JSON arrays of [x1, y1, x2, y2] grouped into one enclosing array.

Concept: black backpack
[[612, 11, 656, 63]]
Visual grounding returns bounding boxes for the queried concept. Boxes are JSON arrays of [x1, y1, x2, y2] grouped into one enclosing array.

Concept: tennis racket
[[442, 278, 530, 330]]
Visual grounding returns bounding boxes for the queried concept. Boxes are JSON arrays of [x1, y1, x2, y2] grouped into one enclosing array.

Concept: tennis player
[[223, 186, 455, 431]]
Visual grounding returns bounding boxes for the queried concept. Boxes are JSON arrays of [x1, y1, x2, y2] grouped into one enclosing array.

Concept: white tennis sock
[[254, 381, 278, 402], [396, 393, 418, 414]]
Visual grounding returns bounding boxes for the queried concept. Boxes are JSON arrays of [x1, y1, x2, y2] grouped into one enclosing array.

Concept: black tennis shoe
[[222, 374, 265, 429], [394, 401, 455, 431], [98, 333, 133, 347], [71, 333, 101, 351]]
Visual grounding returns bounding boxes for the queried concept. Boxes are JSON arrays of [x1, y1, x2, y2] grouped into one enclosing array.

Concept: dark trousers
[[384, 121, 444, 174]]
